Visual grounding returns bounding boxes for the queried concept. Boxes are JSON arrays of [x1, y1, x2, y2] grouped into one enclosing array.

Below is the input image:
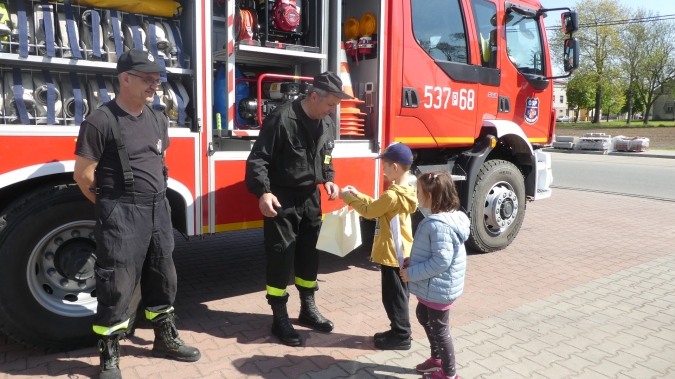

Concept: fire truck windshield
[[506, 14, 545, 76]]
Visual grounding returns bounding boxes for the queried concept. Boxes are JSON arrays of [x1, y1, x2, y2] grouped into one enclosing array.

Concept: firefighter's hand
[[324, 181, 339, 200], [400, 268, 409, 283], [259, 193, 281, 217]]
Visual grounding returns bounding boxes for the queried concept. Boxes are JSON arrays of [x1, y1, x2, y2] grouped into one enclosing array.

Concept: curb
[[543, 148, 675, 159]]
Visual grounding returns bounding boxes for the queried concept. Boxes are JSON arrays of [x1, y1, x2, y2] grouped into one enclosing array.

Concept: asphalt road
[[550, 152, 675, 200]]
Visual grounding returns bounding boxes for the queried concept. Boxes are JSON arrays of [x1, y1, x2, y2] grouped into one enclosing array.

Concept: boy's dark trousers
[[380, 265, 411, 339]]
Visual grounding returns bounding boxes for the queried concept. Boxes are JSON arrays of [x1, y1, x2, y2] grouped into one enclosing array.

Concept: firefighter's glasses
[[126, 72, 163, 87]]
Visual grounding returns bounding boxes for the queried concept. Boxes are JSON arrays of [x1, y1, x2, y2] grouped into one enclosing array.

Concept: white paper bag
[[389, 214, 405, 268], [316, 206, 362, 257]]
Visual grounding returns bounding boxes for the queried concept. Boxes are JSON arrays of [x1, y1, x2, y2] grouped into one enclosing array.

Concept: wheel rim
[[26, 220, 98, 317], [483, 181, 519, 237]]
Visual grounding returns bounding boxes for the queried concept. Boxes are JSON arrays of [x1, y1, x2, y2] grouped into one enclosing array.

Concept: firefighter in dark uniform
[[73, 49, 200, 379], [245, 71, 350, 346]]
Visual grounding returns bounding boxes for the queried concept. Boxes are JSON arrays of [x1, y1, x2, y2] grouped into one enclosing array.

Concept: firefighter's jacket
[[245, 99, 336, 198]]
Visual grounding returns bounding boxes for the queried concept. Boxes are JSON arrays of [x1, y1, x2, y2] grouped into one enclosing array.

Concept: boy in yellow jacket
[[339, 142, 418, 350]]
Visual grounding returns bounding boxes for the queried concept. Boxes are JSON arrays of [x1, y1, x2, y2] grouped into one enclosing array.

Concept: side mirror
[[561, 11, 579, 34], [564, 38, 579, 72]]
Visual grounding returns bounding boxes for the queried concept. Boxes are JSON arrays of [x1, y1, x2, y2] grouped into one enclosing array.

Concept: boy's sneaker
[[416, 357, 442, 373], [374, 334, 411, 350], [373, 330, 394, 340], [422, 371, 459, 379]]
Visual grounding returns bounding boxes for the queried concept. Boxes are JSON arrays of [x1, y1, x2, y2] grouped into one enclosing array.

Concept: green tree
[[620, 87, 645, 115], [618, 8, 652, 124], [559, 0, 627, 123], [566, 70, 596, 121], [632, 17, 675, 124], [600, 74, 624, 121]]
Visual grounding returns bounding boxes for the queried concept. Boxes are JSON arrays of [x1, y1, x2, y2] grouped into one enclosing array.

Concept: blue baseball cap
[[374, 142, 414, 165]]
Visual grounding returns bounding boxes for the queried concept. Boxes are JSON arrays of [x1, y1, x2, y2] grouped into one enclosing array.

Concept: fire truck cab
[[0, 0, 578, 349]]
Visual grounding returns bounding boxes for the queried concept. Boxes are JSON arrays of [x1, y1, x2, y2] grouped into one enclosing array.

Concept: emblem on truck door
[[524, 97, 540, 124]]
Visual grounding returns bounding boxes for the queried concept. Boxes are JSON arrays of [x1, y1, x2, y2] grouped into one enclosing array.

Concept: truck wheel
[[468, 160, 526, 253], [0, 183, 141, 350]]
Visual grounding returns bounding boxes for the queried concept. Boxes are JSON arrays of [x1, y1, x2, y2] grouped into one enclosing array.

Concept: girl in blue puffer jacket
[[400, 171, 470, 379]]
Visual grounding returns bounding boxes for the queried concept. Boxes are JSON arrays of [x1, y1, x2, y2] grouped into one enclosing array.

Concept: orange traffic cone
[[338, 41, 364, 105], [338, 41, 366, 136]]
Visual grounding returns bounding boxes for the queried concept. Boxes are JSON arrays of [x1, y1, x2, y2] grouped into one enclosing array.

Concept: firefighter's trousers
[[92, 189, 177, 336], [264, 186, 322, 296]]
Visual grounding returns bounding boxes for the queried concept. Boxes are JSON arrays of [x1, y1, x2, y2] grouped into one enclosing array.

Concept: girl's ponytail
[[417, 171, 460, 213]]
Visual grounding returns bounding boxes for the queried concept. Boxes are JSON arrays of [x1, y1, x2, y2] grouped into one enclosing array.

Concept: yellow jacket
[[343, 183, 418, 267]]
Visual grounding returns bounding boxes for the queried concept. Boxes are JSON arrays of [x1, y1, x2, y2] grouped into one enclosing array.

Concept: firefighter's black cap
[[312, 71, 352, 99], [117, 49, 164, 74]]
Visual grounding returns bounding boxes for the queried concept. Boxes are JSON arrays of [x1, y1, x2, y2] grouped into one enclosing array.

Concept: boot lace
[[98, 337, 120, 371], [301, 293, 326, 321], [271, 303, 295, 331], [159, 316, 185, 349]]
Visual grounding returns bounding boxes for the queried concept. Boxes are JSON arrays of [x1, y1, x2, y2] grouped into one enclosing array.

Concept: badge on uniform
[[324, 154, 332, 164]]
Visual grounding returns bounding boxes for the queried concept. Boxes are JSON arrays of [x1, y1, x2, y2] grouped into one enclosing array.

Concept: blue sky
[[540, 0, 675, 26], [540, 0, 675, 74]]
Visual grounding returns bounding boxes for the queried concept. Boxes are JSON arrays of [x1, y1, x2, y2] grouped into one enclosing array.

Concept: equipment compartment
[[0, 0, 196, 128], [211, 0, 327, 140], [335, 0, 381, 140]]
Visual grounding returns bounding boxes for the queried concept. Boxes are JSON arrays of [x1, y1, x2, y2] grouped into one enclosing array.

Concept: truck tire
[[467, 160, 526, 253], [0, 183, 142, 350]]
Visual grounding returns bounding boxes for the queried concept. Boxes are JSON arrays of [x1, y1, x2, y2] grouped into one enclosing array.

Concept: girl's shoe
[[422, 370, 459, 379], [415, 357, 442, 373]]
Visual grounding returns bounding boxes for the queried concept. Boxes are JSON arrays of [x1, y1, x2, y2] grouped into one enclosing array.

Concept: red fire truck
[[0, 0, 578, 349]]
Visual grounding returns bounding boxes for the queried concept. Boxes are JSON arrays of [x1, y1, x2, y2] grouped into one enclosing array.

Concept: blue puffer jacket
[[407, 211, 470, 304]]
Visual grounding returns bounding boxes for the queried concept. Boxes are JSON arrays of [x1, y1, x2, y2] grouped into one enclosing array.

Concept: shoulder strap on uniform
[[144, 104, 169, 185], [100, 104, 135, 192], [144, 103, 165, 144]]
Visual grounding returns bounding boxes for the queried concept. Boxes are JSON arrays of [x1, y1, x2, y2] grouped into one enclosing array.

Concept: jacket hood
[[427, 211, 471, 242], [389, 183, 418, 214]]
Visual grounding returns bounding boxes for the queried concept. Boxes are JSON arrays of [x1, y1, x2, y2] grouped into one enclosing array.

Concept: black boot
[[151, 313, 201, 362], [97, 335, 122, 379], [268, 293, 302, 346], [297, 285, 334, 332], [374, 333, 412, 350], [374, 329, 394, 340]]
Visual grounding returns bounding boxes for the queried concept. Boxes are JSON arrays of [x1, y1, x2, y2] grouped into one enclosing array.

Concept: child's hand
[[400, 268, 409, 282], [345, 185, 359, 196], [402, 258, 410, 269], [339, 186, 360, 199], [339, 187, 351, 200]]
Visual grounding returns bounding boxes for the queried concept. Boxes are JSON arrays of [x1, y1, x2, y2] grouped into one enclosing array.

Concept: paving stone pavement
[[0, 188, 674, 379]]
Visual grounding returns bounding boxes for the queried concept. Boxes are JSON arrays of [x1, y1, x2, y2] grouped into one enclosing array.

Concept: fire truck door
[[398, 0, 479, 146], [470, 0, 501, 119], [499, 4, 553, 142]]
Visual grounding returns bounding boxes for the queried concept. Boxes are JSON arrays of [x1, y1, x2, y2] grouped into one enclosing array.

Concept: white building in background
[[553, 80, 569, 118], [651, 85, 675, 121]]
